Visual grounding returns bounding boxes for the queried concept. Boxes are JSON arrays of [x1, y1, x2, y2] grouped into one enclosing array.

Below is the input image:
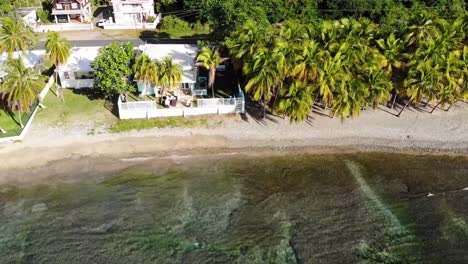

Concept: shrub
[[192, 21, 207, 32], [160, 15, 191, 33], [147, 16, 155, 23], [37, 9, 50, 24]]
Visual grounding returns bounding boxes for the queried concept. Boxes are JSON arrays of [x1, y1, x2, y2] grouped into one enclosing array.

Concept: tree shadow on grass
[[70, 89, 120, 118], [71, 88, 102, 101]]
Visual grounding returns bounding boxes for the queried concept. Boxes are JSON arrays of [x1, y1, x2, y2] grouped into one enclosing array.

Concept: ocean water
[[0, 153, 467, 263]]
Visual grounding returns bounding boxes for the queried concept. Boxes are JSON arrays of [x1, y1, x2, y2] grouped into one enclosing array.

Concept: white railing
[[117, 95, 244, 119], [197, 98, 243, 108]]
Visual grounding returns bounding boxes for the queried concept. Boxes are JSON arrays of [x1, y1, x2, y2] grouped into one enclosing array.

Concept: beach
[[0, 101, 467, 177]]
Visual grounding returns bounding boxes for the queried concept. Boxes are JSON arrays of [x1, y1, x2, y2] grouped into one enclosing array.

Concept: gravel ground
[[0, 101, 466, 172]]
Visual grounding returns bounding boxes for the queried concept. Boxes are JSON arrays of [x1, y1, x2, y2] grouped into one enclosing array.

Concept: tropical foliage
[[45, 31, 72, 101], [133, 54, 183, 98], [92, 42, 135, 99], [0, 59, 44, 127], [0, 16, 36, 57], [227, 8, 467, 122], [196, 47, 228, 98]]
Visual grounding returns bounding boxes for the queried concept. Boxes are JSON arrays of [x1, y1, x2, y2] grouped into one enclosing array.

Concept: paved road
[[34, 38, 201, 49]]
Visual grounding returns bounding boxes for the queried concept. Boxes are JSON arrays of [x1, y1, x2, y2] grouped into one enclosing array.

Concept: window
[[71, 3, 78, 9], [75, 71, 94, 79], [74, 72, 79, 79], [64, 72, 70, 79], [56, 3, 63, 9]]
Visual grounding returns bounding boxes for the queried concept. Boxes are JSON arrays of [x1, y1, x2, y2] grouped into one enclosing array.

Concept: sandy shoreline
[[0, 101, 467, 177]]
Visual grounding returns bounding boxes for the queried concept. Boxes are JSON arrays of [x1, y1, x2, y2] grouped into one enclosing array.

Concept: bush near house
[[37, 9, 50, 24], [159, 16, 210, 38], [147, 16, 156, 23]]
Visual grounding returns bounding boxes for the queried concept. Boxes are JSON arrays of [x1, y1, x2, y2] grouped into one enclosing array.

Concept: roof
[[57, 46, 100, 72], [15, 7, 41, 17], [0, 50, 46, 77], [139, 44, 197, 83]]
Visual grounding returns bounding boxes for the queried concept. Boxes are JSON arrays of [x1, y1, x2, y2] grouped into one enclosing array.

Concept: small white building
[[16, 7, 41, 29], [56, 46, 99, 89]]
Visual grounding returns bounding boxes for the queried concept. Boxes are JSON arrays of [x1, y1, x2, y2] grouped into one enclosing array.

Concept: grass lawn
[[110, 116, 211, 133], [35, 88, 118, 128], [0, 109, 32, 138]]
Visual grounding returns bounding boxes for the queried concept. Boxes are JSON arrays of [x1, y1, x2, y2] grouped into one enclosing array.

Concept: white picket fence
[[0, 75, 54, 143], [117, 96, 245, 119]]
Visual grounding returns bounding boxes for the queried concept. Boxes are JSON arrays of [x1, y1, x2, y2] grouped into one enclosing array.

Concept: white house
[[55, 44, 202, 92], [56, 46, 99, 89], [100, 0, 159, 29], [112, 0, 155, 24]]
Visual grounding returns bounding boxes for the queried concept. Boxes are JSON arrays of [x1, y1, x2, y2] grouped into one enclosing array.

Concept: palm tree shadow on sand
[[241, 95, 278, 126]]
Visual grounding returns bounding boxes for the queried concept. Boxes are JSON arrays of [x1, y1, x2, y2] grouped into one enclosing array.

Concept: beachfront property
[[51, 0, 92, 24], [136, 44, 207, 98], [55, 44, 202, 91]]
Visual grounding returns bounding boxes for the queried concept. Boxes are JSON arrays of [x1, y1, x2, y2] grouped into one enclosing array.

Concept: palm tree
[[196, 47, 228, 98], [0, 16, 36, 58], [331, 79, 369, 121], [159, 56, 182, 97], [226, 19, 271, 70], [365, 69, 393, 109], [376, 33, 404, 73], [291, 40, 320, 83], [277, 81, 314, 123], [242, 47, 282, 118], [45, 32, 72, 101], [133, 54, 160, 99], [1, 59, 44, 128]]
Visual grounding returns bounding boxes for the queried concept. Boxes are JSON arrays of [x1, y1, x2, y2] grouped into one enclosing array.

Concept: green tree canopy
[[1, 58, 44, 127], [92, 42, 135, 99]]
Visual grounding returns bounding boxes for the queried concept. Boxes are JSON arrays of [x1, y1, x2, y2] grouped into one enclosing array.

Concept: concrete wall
[[58, 71, 94, 89], [117, 97, 244, 120]]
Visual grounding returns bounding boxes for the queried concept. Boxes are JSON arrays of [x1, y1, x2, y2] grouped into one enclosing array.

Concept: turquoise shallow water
[[0, 153, 467, 263]]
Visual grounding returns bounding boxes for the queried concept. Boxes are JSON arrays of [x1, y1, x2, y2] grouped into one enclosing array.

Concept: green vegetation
[[133, 53, 183, 98], [196, 47, 228, 98], [35, 88, 116, 127], [0, 108, 33, 137], [1, 59, 44, 128], [45, 31, 72, 101], [0, 16, 36, 57], [158, 16, 210, 38], [226, 11, 467, 122], [92, 42, 135, 99], [110, 116, 208, 133]]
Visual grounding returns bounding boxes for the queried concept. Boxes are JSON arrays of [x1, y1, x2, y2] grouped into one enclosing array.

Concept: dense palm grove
[[225, 11, 467, 122]]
